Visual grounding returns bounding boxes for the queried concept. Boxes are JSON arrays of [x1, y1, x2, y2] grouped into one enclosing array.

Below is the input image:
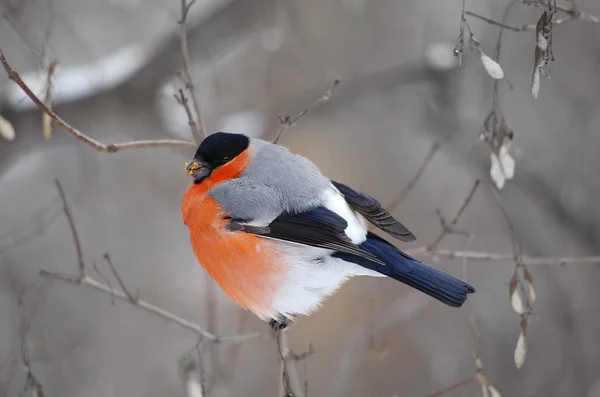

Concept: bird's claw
[[269, 318, 289, 331]]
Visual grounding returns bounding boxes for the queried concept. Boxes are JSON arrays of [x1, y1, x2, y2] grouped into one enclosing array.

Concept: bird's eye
[[223, 156, 230, 161]]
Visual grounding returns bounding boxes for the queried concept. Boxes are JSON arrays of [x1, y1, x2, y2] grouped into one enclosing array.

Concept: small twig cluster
[[454, 0, 600, 192]]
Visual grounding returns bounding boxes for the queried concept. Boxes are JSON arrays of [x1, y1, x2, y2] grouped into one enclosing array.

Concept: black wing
[[227, 206, 385, 265], [331, 180, 416, 242]]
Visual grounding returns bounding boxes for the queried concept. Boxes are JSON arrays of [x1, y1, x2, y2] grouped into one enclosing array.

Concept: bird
[[181, 132, 475, 330]]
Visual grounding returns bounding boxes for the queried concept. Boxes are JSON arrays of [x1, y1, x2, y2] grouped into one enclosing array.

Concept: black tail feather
[[332, 232, 475, 307]]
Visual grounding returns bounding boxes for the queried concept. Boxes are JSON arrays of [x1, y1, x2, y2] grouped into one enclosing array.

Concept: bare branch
[[55, 179, 85, 281], [178, 0, 207, 143], [40, 271, 263, 343], [0, 48, 196, 152], [42, 182, 264, 344], [466, 10, 525, 31], [386, 142, 440, 211], [427, 180, 481, 251], [18, 295, 45, 397], [103, 253, 138, 303], [277, 331, 296, 397], [42, 60, 58, 140], [272, 79, 340, 144], [175, 89, 201, 141], [407, 248, 600, 266], [425, 377, 475, 397], [523, 0, 599, 23]]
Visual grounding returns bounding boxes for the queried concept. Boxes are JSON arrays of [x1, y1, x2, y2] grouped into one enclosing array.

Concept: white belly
[[269, 186, 384, 320], [269, 244, 384, 320]]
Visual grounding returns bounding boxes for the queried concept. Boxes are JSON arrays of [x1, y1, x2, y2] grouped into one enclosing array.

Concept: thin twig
[[386, 142, 440, 211], [103, 253, 138, 303], [39, 271, 263, 343], [0, 48, 196, 152], [272, 79, 340, 144], [18, 293, 45, 397], [178, 0, 206, 143], [425, 377, 475, 397], [427, 180, 481, 251], [55, 179, 85, 281], [407, 248, 600, 265], [45, 182, 264, 343], [466, 10, 525, 31], [42, 60, 58, 140], [523, 0, 599, 22], [277, 331, 297, 397]]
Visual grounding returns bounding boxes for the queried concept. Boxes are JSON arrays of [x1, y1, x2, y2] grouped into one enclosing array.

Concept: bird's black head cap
[[194, 132, 250, 169]]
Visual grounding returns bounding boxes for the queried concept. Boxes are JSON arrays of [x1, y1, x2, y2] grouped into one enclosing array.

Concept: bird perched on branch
[[181, 132, 475, 330]]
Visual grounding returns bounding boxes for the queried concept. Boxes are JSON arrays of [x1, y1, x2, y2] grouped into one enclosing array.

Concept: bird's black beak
[[185, 157, 212, 184]]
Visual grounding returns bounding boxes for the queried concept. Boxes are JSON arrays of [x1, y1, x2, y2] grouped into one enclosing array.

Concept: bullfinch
[[181, 132, 475, 330]]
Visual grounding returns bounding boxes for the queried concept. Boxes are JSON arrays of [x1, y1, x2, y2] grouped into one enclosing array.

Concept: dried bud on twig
[[480, 111, 515, 189], [469, 35, 504, 80], [514, 316, 529, 369], [509, 272, 526, 314], [523, 268, 537, 304], [531, 10, 555, 99]]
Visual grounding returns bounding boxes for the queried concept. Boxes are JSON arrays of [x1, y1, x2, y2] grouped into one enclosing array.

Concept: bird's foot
[[269, 318, 289, 332]]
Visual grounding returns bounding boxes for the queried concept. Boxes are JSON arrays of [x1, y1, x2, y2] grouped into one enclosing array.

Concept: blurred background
[[2, 0, 600, 396]]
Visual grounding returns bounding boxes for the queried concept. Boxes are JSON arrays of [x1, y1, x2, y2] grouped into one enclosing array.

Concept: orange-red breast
[[181, 132, 474, 329]]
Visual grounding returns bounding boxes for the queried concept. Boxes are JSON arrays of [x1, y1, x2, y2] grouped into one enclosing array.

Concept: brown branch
[[272, 79, 340, 144], [467, 1, 599, 35], [55, 179, 85, 281], [178, 0, 206, 143], [0, 48, 196, 152], [427, 180, 481, 251], [40, 271, 263, 343], [387, 142, 440, 211], [103, 253, 138, 303], [277, 330, 296, 397], [43, 182, 263, 344], [425, 377, 475, 397], [175, 89, 200, 141], [466, 10, 525, 31], [407, 247, 600, 265], [42, 60, 58, 140], [523, 0, 599, 23], [18, 294, 45, 397]]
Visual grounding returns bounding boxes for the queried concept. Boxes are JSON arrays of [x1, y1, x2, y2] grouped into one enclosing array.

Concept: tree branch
[[523, 0, 599, 23], [424, 377, 475, 397], [40, 181, 264, 344], [276, 330, 297, 397], [178, 0, 207, 143], [272, 79, 340, 144], [407, 247, 600, 266], [54, 179, 85, 282], [465, 10, 528, 31], [0, 48, 196, 152], [18, 296, 45, 397], [427, 180, 480, 251], [39, 271, 262, 343]]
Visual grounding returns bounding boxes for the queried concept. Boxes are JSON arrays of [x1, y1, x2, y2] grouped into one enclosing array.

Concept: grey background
[[2, 0, 600, 396]]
